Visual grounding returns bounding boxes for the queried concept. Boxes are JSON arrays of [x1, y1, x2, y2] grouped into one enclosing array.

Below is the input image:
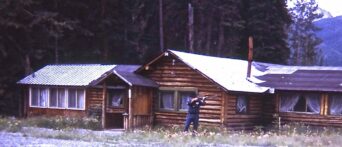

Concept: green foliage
[[288, 0, 323, 65], [243, 0, 292, 64], [0, 117, 22, 132], [3, 120, 342, 146], [0, 0, 292, 116], [0, 116, 101, 131]]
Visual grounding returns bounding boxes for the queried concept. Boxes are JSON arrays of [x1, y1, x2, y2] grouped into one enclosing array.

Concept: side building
[[17, 64, 157, 130]]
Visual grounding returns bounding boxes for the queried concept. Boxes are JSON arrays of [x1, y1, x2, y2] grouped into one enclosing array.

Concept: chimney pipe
[[247, 36, 253, 78]]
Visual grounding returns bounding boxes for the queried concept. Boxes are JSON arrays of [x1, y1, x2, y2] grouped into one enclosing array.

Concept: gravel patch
[[0, 132, 110, 147]]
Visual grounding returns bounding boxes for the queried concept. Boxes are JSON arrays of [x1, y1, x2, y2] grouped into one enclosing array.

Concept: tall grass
[[0, 116, 101, 132], [2, 116, 342, 146]]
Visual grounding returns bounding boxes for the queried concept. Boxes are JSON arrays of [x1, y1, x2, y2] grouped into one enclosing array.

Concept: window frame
[[279, 92, 321, 114], [236, 95, 249, 114], [29, 86, 86, 110], [158, 87, 198, 112], [328, 94, 342, 115], [107, 88, 126, 108]]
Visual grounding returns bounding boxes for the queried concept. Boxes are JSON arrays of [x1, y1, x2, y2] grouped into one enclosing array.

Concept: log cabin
[[17, 64, 158, 130], [256, 64, 342, 127], [138, 50, 342, 129], [137, 50, 275, 129], [17, 50, 342, 130]]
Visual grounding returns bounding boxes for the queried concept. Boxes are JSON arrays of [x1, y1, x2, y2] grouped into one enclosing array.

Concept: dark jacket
[[187, 98, 205, 114]]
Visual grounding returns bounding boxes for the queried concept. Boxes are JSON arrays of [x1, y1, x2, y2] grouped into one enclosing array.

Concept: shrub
[[0, 116, 22, 132]]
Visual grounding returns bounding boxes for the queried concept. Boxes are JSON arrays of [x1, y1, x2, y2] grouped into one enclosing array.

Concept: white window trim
[[29, 86, 86, 110], [67, 89, 86, 110]]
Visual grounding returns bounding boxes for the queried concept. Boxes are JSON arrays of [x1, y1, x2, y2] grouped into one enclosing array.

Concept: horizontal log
[[226, 114, 261, 119]]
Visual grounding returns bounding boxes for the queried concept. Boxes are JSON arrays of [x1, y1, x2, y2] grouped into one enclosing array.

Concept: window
[[31, 88, 39, 106], [179, 91, 194, 111], [279, 93, 320, 114], [50, 88, 58, 107], [30, 87, 48, 107], [329, 94, 342, 115], [68, 89, 85, 109], [49, 88, 66, 108], [236, 96, 248, 114], [108, 89, 125, 107], [29, 87, 85, 110], [160, 91, 174, 110], [158, 88, 197, 112]]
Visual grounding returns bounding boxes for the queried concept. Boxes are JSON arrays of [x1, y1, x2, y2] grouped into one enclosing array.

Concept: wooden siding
[[277, 92, 342, 127], [27, 108, 86, 117], [87, 88, 103, 111], [224, 94, 274, 129], [26, 88, 104, 117], [279, 113, 342, 127], [142, 55, 227, 127]]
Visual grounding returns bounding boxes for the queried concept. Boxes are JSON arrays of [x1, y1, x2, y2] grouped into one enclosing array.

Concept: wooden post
[[323, 94, 329, 115], [275, 94, 279, 113], [320, 94, 325, 115], [128, 87, 133, 130], [220, 92, 225, 125], [247, 36, 253, 78], [102, 82, 107, 129]]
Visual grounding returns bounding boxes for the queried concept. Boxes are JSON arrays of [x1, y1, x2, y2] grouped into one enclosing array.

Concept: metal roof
[[113, 65, 158, 87], [17, 64, 158, 87], [256, 63, 342, 92], [168, 50, 270, 93], [17, 64, 116, 86]]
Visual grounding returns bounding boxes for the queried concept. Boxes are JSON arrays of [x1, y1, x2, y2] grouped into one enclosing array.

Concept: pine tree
[[288, 0, 323, 65], [243, 0, 292, 64]]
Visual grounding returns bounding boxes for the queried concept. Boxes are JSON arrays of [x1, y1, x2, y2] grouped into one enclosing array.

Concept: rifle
[[198, 95, 218, 101]]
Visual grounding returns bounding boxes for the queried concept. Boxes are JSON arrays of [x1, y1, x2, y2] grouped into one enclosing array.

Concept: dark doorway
[[106, 113, 124, 129]]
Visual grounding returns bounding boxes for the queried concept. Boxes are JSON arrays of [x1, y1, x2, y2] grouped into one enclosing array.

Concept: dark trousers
[[184, 114, 199, 132]]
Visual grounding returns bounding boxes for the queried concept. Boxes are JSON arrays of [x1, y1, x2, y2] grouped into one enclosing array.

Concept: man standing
[[184, 93, 207, 132]]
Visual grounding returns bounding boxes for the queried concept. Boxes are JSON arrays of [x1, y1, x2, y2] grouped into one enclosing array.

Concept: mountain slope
[[315, 16, 342, 66]]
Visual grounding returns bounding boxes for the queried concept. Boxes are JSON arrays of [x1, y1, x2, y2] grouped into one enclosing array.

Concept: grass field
[[1, 116, 342, 146]]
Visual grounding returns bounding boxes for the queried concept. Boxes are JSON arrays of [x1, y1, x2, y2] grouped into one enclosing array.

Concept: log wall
[[277, 92, 342, 127], [26, 87, 103, 117], [224, 93, 274, 130], [142, 55, 230, 127]]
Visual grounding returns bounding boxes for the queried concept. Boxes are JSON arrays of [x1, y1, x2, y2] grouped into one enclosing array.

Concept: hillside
[[315, 16, 342, 66]]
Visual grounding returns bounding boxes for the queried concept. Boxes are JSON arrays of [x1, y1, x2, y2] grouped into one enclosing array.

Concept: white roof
[[17, 64, 116, 86], [169, 50, 270, 93]]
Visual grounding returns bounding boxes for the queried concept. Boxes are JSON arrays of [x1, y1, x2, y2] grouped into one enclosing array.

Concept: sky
[[316, 0, 342, 16], [288, 0, 342, 17]]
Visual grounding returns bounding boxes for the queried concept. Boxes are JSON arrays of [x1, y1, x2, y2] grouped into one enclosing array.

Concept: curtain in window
[[110, 91, 124, 107], [68, 89, 77, 108], [305, 94, 320, 114], [40, 88, 48, 107], [160, 92, 174, 109], [179, 92, 192, 110], [280, 94, 300, 112], [77, 90, 85, 109], [237, 96, 247, 113], [50, 88, 58, 107], [330, 94, 342, 115], [31, 88, 39, 106], [58, 89, 66, 108]]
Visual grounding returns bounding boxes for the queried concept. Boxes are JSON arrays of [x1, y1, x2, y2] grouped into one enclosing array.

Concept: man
[[183, 93, 207, 132]]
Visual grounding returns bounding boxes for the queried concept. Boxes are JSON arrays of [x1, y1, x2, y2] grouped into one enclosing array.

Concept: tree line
[[0, 0, 321, 115]]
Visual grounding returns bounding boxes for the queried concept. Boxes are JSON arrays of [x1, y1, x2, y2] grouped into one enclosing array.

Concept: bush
[[24, 116, 101, 130], [0, 116, 22, 132], [0, 116, 101, 131]]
